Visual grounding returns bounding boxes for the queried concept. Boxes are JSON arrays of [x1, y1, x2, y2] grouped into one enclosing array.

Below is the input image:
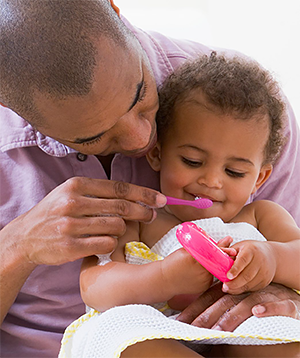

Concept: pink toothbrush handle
[[176, 222, 234, 282], [166, 196, 212, 209], [166, 197, 187, 205]]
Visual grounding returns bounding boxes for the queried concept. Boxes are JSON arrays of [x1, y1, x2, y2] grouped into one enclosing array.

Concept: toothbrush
[[166, 196, 213, 209]]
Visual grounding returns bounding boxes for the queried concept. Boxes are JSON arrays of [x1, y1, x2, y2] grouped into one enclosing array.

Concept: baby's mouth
[[193, 194, 214, 202]]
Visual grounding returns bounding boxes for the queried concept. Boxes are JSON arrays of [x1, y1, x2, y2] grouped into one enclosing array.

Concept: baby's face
[[158, 96, 271, 222]]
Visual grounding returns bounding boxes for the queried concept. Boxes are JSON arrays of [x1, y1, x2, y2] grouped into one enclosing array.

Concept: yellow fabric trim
[[115, 330, 298, 358], [125, 241, 164, 262], [157, 302, 172, 313], [59, 307, 298, 358], [59, 240, 300, 357], [59, 309, 100, 358]]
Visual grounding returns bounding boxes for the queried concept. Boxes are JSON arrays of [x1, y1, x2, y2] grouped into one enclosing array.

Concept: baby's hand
[[217, 236, 237, 258], [222, 241, 276, 294], [163, 248, 213, 298]]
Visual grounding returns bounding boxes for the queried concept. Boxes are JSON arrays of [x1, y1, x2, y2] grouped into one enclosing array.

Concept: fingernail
[[148, 209, 157, 224], [156, 194, 167, 207], [212, 325, 222, 331], [222, 283, 229, 292], [252, 305, 266, 315], [227, 272, 234, 280]]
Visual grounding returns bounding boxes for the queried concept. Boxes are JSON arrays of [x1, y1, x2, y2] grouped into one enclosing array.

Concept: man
[[1, 0, 299, 356]]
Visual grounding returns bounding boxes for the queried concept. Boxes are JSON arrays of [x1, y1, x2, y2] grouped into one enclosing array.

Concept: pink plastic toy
[[176, 222, 234, 282], [166, 196, 213, 209]]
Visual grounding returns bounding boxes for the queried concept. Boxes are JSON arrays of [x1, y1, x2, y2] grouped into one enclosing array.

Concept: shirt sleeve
[[251, 99, 300, 226]]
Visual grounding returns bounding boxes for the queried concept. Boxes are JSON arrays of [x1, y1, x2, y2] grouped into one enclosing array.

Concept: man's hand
[[177, 282, 300, 331], [2, 177, 166, 266]]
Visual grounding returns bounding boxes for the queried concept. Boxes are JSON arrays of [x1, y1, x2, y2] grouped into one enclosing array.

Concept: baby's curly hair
[[156, 52, 286, 165]]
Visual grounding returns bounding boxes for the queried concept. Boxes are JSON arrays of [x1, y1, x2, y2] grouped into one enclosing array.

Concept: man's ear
[[251, 163, 273, 194], [108, 0, 120, 17], [146, 143, 162, 172]]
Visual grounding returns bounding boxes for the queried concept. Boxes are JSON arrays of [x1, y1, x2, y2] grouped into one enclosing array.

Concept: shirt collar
[[0, 106, 76, 157]]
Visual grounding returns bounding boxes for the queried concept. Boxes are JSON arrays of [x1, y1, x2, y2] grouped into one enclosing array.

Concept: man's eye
[[226, 169, 246, 178], [81, 136, 102, 146], [181, 157, 202, 167], [138, 82, 148, 103]]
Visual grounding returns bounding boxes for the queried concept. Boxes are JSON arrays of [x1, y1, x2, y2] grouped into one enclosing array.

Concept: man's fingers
[[80, 197, 156, 223], [58, 177, 166, 222], [177, 282, 225, 324], [31, 235, 118, 265], [63, 177, 166, 208], [74, 236, 119, 257], [68, 216, 127, 237], [252, 299, 300, 319], [210, 293, 255, 332], [192, 292, 248, 330], [179, 283, 300, 334]]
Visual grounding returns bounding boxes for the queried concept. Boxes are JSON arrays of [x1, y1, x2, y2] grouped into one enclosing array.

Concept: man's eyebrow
[[128, 77, 144, 111], [73, 132, 105, 144]]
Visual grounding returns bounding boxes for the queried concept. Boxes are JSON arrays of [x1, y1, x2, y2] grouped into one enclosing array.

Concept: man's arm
[[0, 221, 36, 324], [0, 177, 166, 324], [252, 102, 300, 226]]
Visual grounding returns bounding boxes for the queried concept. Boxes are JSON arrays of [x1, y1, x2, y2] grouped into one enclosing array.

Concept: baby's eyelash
[[181, 157, 202, 167], [226, 169, 246, 178], [138, 83, 148, 103]]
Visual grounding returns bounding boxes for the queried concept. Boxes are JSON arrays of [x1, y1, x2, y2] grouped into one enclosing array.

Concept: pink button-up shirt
[[1, 16, 299, 357]]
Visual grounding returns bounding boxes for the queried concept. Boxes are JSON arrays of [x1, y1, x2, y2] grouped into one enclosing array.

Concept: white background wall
[[118, 0, 300, 125]]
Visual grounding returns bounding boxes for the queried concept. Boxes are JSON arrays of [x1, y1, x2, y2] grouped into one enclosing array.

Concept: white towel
[[59, 218, 300, 358]]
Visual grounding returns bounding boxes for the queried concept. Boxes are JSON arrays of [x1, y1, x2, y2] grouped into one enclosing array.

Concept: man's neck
[[96, 154, 114, 178]]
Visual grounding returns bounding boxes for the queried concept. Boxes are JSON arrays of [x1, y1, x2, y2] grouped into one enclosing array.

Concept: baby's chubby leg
[[120, 338, 201, 357], [209, 342, 300, 357]]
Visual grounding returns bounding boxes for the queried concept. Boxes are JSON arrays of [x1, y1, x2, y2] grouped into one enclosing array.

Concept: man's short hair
[[0, 0, 133, 124]]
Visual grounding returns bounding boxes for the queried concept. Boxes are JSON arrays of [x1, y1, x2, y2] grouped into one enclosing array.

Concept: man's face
[[33, 36, 159, 157]]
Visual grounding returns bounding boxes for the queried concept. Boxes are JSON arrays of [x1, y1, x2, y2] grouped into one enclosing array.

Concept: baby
[[61, 52, 300, 358]]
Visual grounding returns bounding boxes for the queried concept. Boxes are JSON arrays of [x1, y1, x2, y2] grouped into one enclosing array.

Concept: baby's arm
[[80, 221, 212, 311], [224, 200, 300, 294]]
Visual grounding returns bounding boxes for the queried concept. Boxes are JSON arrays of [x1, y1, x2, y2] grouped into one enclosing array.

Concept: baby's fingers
[[217, 236, 233, 248], [222, 247, 237, 258], [223, 270, 261, 294], [226, 249, 252, 280]]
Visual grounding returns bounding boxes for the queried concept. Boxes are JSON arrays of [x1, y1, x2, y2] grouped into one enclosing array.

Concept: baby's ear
[[146, 143, 162, 172], [251, 163, 273, 194]]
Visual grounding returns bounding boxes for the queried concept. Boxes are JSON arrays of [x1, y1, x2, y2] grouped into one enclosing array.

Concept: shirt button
[[77, 153, 87, 161]]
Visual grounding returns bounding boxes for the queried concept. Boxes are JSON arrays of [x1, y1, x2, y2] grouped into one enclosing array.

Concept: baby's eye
[[181, 157, 202, 167], [226, 169, 246, 178]]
